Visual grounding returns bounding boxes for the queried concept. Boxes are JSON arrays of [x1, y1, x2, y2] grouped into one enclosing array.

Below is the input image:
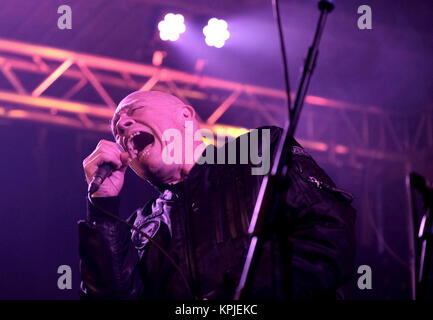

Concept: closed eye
[[111, 105, 144, 136], [128, 106, 144, 116]]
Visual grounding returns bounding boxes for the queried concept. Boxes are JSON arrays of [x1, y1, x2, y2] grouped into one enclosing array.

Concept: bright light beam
[[158, 13, 186, 41], [203, 18, 230, 48]]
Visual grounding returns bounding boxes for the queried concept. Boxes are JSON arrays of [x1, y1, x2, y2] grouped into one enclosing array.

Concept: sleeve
[[77, 197, 144, 299], [283, 147, 357, 299]]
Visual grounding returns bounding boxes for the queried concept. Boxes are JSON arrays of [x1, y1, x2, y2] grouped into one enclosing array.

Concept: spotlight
[[158, 13, 186, 41], [203, 18, 230, 48]]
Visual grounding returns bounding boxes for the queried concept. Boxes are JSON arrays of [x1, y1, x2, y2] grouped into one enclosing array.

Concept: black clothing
[[78, 126, 356, 299]]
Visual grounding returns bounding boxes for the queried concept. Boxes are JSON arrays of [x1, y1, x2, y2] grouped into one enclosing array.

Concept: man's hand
[[83, 140, 131, 197]]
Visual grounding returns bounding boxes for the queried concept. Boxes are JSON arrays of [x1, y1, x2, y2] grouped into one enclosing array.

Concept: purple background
[[0, 0, 432, 299]]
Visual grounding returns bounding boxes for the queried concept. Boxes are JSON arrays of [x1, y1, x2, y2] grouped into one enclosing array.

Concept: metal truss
[[0, 38, 431, 167]]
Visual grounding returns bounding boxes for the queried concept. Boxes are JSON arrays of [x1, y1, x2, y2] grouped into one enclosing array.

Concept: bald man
[[79, 90, 356, 300]]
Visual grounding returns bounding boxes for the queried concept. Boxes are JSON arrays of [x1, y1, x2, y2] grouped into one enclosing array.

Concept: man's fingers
[[93, 152, 123, 169], [117, 152, 131, 172], [84, 152, 123, 181], [82, 140, 128, 196], [95, 142, 122, 157], [96, 139, 118, 149], [83, 142, 122, 167], [120, 151, 131, 165]]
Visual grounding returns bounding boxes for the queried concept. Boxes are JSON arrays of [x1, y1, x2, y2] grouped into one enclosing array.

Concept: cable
[[87, 193, 196, 299], [272, 0, 292, 115]]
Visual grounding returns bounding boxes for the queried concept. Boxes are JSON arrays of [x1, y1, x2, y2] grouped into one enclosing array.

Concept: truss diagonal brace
[[207, 89, 242, 125], [77, 61, 116, 108], [32, 58, 74, 97]]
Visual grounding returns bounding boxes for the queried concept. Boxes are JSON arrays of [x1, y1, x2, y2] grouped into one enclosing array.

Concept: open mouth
[[127, 131, 155, 157]]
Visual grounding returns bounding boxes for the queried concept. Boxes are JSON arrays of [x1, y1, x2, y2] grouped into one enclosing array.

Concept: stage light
[[158, 13, 186, 41], [203, 18, 230, 48]]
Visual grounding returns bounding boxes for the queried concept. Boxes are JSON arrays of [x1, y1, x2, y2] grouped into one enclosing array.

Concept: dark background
[[0, 0, 432, 299]]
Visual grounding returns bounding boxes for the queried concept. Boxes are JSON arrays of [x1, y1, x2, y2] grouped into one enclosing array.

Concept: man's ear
[[181, 105, 196, 120]]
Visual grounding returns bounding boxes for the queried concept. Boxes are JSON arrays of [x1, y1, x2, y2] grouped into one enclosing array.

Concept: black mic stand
[[409, 172, 433, 300], [234, 0, 335, 300]]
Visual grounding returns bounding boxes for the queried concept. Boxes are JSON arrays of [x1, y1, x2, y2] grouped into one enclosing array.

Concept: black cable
[[272, 0, 292, 115], [87, 193, 196, 299]]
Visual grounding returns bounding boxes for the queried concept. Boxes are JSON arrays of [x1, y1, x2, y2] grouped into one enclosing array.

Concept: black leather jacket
[[78, 126, 356, 300]]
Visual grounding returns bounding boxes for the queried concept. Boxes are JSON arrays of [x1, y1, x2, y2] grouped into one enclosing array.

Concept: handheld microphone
[[410, 172, 433, 206], [88, 163, 115, 195], [88, 143, 126, 195]]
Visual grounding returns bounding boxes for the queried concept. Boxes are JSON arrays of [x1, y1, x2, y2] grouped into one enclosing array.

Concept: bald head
[[116, 90, 185, 113], [111, 90, 203, 186], [112, 90, 188, 134]]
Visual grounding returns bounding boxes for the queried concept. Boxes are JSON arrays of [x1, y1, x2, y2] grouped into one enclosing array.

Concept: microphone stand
[[234, 0, 335, 300], [417, 202, 433, 299], [408, 172, 433, 300]]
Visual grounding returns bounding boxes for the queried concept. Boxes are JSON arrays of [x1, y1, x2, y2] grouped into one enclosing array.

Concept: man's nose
[[117, 116, 136, 134]]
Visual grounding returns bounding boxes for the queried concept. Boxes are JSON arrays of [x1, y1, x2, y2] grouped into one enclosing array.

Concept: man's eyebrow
[[111, 105, 146, 134], [118, 104, 145, 115]]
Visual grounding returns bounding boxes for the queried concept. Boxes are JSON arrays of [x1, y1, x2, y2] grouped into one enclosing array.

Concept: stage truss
[[0, 38, 431, 167]]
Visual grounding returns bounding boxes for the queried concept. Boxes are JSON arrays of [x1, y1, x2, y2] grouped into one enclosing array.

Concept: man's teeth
[[130, 131, 142, 139], [128, 132, 141, 147], [127, 132, 141, 154], [126, 131, 152, 159], [130, 148, 150, 160]]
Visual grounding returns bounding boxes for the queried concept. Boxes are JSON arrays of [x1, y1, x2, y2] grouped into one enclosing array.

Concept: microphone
[[410, 172, 433, 206], [410, 172, 431, 193], [88, 163, 115, 195], [88, 143, 126, 195], [318, 0, 335, 12]]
